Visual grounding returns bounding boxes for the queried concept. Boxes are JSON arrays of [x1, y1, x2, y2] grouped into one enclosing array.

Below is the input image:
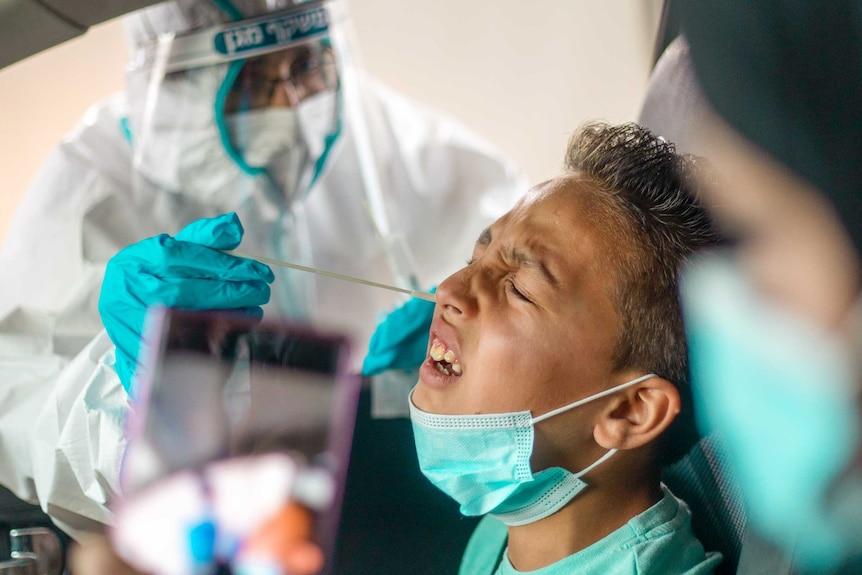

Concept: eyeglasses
[[225, 43, 336, 112]]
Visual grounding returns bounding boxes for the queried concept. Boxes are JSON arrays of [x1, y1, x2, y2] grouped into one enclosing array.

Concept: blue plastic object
[[361, 288, 436, 377], [188, 517, 218, 565], [99, 212, 274, 393]]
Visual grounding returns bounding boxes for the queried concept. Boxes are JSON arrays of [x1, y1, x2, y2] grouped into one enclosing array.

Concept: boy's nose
[[435, 266, 479, 319]]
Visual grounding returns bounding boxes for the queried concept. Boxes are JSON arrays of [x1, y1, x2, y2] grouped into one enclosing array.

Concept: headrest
[[637, 36, 712, 157]]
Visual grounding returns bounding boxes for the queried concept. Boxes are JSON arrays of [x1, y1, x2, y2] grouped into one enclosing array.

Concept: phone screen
[[118, 308, 359, 575]]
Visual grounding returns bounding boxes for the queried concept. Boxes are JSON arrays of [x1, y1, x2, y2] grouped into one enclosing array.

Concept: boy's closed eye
[[506, 278, 532, 302]]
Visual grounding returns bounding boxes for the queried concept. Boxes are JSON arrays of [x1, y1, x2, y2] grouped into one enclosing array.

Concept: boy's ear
[[592, 376, 681, 451]]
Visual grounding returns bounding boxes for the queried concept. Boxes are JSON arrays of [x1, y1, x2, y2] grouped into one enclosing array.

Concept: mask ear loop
[[530, 373, 658, 424], [529, 373, 658, 482], [571, 448, 618, 479]]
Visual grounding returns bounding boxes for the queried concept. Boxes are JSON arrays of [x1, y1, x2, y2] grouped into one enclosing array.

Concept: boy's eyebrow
[[509, 246, 560, 288], [476, 227, 559, 287]]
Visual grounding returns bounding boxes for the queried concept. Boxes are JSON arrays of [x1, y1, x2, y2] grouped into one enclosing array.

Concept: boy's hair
[[564, 121, 721, 465]]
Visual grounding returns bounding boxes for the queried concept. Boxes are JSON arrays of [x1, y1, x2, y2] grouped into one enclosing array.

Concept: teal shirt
[[459, 485, 722, 575]]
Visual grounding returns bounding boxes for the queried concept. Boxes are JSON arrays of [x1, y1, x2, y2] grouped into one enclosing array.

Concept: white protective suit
[[0, 0, 524, 538]]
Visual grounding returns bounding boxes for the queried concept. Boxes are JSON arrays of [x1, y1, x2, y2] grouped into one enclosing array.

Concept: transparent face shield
[[125, 0, 423, 307], [127, 2, 343, 211]]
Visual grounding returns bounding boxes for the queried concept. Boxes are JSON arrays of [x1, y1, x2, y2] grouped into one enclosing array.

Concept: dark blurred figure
[[646, 2, 862, 572]]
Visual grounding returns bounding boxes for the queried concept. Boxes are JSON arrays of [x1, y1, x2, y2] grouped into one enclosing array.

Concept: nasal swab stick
[[225, 250, 437, 303]]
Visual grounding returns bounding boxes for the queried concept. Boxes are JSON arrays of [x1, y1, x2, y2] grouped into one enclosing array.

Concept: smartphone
[[116, 307, 360, 575]]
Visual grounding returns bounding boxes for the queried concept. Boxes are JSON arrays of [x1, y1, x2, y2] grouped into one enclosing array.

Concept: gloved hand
[[99, 212, 274, 393], [361, 288, 437, 377]]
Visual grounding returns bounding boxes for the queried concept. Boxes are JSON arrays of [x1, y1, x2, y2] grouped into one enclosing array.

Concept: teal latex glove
[[99, 213, 274, 393], [361, 287, 437, 377]]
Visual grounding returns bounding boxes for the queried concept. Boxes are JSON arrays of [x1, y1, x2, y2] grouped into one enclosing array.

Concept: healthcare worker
[[0, 0, 523, 539]]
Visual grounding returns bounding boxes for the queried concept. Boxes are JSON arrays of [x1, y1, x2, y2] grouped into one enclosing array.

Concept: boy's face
[[413, 178, 628, 443]]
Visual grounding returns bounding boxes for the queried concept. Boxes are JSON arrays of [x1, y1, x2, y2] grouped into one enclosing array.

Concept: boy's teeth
[[430, 343, 446, 361], [435, 362, 451, 376], [429, 340, 462, 375]]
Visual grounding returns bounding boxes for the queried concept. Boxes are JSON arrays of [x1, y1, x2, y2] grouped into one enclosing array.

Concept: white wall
[[0, 0, 661, 241], [0, 22, 128, 241]]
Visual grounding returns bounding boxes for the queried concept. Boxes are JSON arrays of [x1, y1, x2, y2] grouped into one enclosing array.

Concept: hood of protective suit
[[124, 0, 307, 54], [123, 0, 303, 129], [121, 0, 342, 211]]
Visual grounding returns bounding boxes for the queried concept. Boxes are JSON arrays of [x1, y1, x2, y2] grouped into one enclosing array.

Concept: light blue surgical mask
[[681, 253, 862, 571], [408, 374, 656, 526]]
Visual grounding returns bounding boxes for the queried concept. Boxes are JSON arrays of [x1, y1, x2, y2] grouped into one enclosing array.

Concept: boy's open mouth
[[429, 339, 462, 376]]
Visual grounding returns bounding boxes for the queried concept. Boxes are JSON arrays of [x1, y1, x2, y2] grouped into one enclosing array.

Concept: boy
[[409, 122, 722, 574]]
